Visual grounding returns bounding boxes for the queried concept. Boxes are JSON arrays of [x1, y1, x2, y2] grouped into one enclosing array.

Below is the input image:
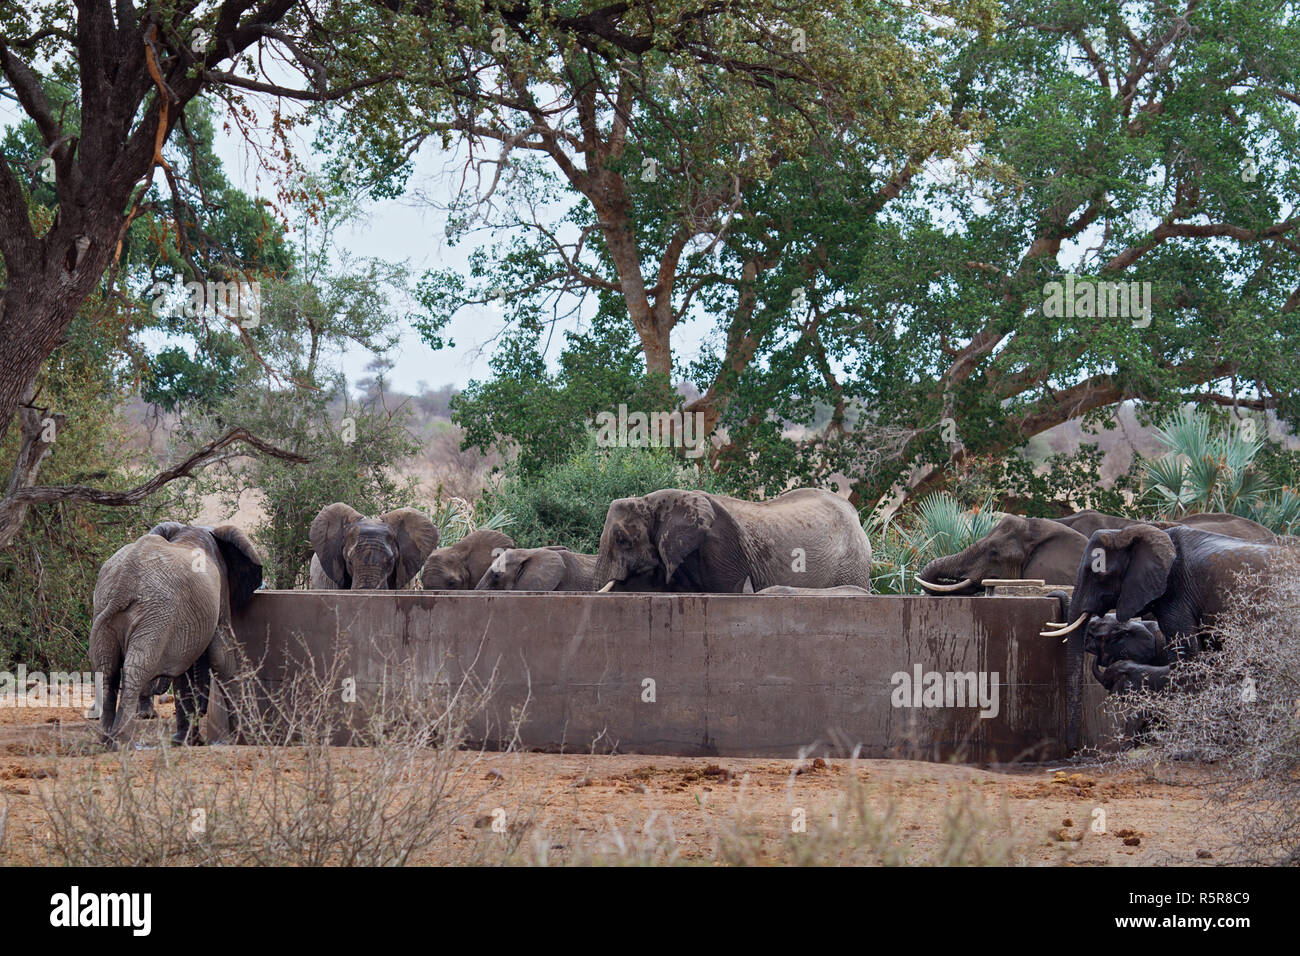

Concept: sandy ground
[[0, 699, 1235, 866]]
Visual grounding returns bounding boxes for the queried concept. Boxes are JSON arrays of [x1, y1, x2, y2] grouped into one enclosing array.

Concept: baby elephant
[[309, 502, 438, 589], [475, 547, 598, 591], [420, 529, 515, 589], [1096, 659, 1173, 695], [1084, 614, 1168, 666]]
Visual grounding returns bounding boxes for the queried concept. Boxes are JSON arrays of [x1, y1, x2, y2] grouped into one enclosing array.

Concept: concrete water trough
[[230, 591, 1109, 762]]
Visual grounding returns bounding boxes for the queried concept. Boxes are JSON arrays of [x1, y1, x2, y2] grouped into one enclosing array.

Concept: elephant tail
[[89, 599, 133, 675]]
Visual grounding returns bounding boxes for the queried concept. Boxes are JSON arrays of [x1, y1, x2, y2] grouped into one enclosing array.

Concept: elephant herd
[[87, 487, 873, 744], [916, 508, 1291, 745], [305, 487, 875, 594], [87, 484, 1286, 749]]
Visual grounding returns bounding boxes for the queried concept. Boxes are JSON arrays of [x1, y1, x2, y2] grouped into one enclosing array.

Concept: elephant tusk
[[917, 577, 974, 593], [597, 580, 615, 593], [1039, 613, 1087, 639], [1041, 612, 1084, 633]]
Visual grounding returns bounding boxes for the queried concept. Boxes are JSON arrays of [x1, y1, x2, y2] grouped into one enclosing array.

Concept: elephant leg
[[172, 655, 210, 746], [207, 624, 242, 744], [99, 666, 121, 745], [137, 695, 159, 719], [107, 642, 158, 743]]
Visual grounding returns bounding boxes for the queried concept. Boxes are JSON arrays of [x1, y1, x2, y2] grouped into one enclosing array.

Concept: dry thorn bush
[[1107, 547, 1300, 864], [39, 636, 538, 865]]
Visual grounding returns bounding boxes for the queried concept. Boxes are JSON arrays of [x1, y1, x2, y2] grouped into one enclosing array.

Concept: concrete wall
[[230, 591, 1109, 762]]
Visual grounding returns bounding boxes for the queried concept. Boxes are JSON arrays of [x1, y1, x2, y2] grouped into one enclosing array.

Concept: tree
[[322, 0, 996, 430], [392, 0, 1300, 513], [0, 0, 398, 447]]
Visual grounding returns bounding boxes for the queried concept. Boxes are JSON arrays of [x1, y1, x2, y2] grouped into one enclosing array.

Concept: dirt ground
[[0, 699, 1235, 866]]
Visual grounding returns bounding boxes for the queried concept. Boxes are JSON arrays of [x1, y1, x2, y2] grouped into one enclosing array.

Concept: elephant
[[420, 529, 516, 590], [89, 522, 262, 745], [474, 546, 598, 591], [1052, 509, 1276, 543], [1173, 512, 1277, 543], [1043, 524, 1281, 749], [308, 503, 438, 589], [1051, 510, 1139, 537], [1095, 659, 1174, 695], [750, 584, 872, 595], [1083, 614, 1169, 686], [916, 515, 1088, 595], [592, 487, 873, 593]]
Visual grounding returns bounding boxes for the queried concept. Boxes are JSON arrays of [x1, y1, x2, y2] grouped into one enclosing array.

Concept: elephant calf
[[420, 529, 516, 589], [309, 502, 439, 589], [90, 523, 262, 745], [475, 547, 598, 591], [1083, 614, 1169, 689]]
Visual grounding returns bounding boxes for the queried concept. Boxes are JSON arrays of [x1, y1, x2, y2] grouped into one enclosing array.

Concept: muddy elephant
[[420, 529, 516, 590], [90, 523, 262, 745], [916, 516, 1088, 594], [1044, 524, 1281, 749], [592, 488, 873, 593], [474, 547, 597, 591], [308, 503, 438, 589], [1053, 509, 1276, 543]]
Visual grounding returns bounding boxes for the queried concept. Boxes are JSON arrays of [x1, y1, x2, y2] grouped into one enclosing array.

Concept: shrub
[[869, 493, 998, 594], [199, 389, 423, 589], [1139, 406, 1299, 534], [1107, 548, 1300, 864], [481, 437, 734, 553]]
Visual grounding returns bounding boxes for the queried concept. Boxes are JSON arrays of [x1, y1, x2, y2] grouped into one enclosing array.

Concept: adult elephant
[[475, 547, 597, 591], [916, 516, 1088, 595], [1043, 525, 1281, 749], [1052, 509, 1276, 543], [1174, 512, 1277, 543], [593, 487, 872, 593], [420, 529, 516, 590], [89, 523, 262, 746], [1051, 510, 1137, 537], [308, 503, 438, 590]]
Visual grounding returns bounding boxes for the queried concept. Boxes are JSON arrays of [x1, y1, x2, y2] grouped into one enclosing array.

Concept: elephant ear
[[212, 525, 263, 609], [380, 508, 440, 588], [310, 503, 363, 587], [1098, 524, 1176, 621], [655, 491, 715, 586], [1022, 519, 1087, 582], [518, 549, 566, 590], [148, 521, 188, 541]]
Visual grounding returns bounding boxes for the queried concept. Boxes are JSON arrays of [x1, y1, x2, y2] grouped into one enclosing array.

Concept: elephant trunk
[[1063, 567, 1097, 752], [592, 550, 620, 592], [917, 550, 978, 594], [1065, 624, 1086, 749]]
